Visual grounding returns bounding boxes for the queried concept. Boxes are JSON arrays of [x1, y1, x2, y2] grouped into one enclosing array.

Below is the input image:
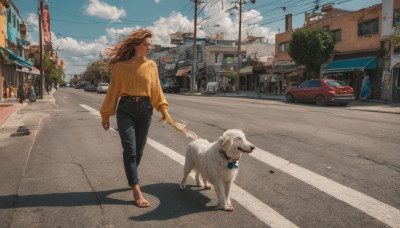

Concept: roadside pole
[[190, 0, 199, 94], [37, 0, 46, 99]]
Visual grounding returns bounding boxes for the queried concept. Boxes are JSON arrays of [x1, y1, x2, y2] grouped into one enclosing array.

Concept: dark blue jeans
[[116, 96, 153, 186]]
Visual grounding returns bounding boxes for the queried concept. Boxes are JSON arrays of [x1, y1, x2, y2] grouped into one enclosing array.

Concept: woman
[[100, 30, 168, 208]]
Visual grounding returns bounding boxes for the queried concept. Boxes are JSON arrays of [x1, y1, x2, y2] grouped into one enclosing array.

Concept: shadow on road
[[0, 183, 216, 221], [0, 188, 132, 209], [130, 183, 216, 221]]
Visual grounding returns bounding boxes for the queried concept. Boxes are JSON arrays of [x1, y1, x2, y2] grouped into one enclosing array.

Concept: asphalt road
[[1, 88, 399, 228]]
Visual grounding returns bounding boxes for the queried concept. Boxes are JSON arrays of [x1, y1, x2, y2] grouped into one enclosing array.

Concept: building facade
[[274, 3, 392, 100]]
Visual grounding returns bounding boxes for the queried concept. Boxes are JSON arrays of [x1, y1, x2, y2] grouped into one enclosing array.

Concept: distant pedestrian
[[100, 30, 169, 208]]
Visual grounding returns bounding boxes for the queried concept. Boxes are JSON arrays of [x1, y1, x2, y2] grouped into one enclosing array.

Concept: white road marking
[[79, 104, 117, 132], [80, 104, 99, 116], [146, 138, 299, 228], [80, 104, 400, 228], [250, 148, 400, 228]]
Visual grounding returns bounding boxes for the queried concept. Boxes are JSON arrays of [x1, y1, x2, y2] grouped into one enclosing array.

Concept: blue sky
[[12, 0, 381, 79]]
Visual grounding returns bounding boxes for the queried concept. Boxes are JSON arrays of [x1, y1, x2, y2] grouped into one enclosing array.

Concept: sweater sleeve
[[150, 61, 168, 112], [100, 63, 121, 122]]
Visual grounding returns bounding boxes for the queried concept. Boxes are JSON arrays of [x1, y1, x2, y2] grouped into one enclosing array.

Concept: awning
[[0, 46, 32, 69], [323, 56, 377, 73], [270, 64, 306, 74], [32, 66, 41, 75], [239, 66, 252, 74], [176, 68, 191, 76]]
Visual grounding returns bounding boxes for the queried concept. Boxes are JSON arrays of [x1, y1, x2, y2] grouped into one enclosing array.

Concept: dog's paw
[[204, 185, 211, 190], [179, 184, 186, 190]]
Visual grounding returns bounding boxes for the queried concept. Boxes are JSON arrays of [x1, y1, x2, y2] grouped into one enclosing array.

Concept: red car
[[285, 79, 355, 106]]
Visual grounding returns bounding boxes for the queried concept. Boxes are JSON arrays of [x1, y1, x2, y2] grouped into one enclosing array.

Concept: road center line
[[250, 148, 400, 228], [80, 104, 400, 228], [146, 138, 298, 228]]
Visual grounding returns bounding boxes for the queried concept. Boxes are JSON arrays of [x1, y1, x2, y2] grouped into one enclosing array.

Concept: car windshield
[[99, 83, 109, 86], [327, 80, 348, 87]]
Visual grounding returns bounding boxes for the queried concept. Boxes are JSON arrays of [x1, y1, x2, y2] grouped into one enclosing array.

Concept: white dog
[[180, 129, 255, 212]]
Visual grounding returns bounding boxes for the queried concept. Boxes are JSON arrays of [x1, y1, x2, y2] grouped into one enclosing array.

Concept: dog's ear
[[217, 136, 225, 150], [220, 135, 233, 151]]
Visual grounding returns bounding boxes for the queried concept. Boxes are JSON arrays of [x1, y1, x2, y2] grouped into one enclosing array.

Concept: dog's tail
[[160, 111, 200, 140]]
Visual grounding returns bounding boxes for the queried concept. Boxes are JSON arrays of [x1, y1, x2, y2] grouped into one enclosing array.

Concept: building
[[380, 0, 400, 103], [0, 0, 9, 99], [0, 0, 37, 100], [274, 3, 389, 100]]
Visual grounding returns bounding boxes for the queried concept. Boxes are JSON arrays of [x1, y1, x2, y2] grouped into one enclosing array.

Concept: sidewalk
[[184, 90, 400, 114], [0, 89, 56, 127]]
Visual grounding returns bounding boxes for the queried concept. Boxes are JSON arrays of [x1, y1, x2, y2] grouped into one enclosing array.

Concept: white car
[[97, 83, 109, 93]]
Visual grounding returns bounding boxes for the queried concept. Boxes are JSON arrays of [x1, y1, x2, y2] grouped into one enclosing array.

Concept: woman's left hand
[[159, 109, 168, 121]]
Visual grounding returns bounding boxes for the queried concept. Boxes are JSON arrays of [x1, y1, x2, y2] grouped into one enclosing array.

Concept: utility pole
[[190, 0, 199, 94], [235, 0, 255, 95], [236, 0, 243, 95], [37, 0, 46, 98]]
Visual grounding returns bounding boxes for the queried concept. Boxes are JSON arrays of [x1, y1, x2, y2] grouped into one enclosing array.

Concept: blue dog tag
[[227, 162, 238, 169]]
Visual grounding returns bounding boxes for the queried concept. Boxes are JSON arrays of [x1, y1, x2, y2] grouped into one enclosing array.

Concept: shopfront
[[323, 56, 378, 99]]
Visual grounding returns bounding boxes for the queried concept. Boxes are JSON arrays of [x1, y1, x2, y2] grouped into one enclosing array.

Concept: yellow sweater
[[100, 56, 168, 122]]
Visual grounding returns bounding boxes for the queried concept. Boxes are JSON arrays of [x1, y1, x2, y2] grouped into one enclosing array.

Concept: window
[[394, 8, 400, 27], [358, 18, 379, 36], [17, 20, 20, 32], [7, 10, 11, 23], [331, 29, 341, 42], [309, 80, 322, 87], [394, 46, 400, 54], [299, 81, 312, 88], [323, 26, 330, 31], [279, 42, 289, 53], [13, 14, 16, 28]]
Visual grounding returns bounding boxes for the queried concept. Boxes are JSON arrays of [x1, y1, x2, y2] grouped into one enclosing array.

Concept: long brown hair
[[105, 30, 152, 70]]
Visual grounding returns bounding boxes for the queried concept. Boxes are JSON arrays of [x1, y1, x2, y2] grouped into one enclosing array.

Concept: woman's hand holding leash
[[159, 109, 168, 122], [158, 109, 199, 139], [102, 121, 110, 130]]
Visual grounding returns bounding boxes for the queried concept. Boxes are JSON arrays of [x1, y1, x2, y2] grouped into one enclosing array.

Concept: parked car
[[285, 79, 355, 106], [84, 85, 96, 92], [75, 84, 82, 89], [162, 82, 180, 93], [97, 83, 109, 93]]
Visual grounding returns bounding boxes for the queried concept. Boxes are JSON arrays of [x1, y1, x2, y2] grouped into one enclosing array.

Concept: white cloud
[[27, 13, 38, 29], [53, 35, 110, 76], [154, 0, 161, 3], [84, 0, 126, 21]]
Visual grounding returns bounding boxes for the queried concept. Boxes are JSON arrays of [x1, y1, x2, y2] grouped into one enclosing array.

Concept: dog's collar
[[220, 149, 239, 169]]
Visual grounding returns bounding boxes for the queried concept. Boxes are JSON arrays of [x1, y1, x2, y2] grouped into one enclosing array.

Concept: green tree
[[84, 60, 110, 84], [288, 27, 335, 77], [43, 53, 64, 84]]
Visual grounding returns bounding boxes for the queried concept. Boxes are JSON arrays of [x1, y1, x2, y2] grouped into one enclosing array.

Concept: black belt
[[121, 96, 149, 102]]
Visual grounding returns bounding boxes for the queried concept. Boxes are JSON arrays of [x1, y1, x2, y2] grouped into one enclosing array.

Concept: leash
[[159, 111, 200, 139]]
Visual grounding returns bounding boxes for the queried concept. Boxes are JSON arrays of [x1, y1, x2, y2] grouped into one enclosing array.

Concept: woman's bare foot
[[132, 184, 149, 208], [225, 206, 234, 212]]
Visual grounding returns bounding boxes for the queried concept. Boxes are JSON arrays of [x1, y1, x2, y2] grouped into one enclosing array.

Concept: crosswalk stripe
[[250, 148, 400, 228]]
